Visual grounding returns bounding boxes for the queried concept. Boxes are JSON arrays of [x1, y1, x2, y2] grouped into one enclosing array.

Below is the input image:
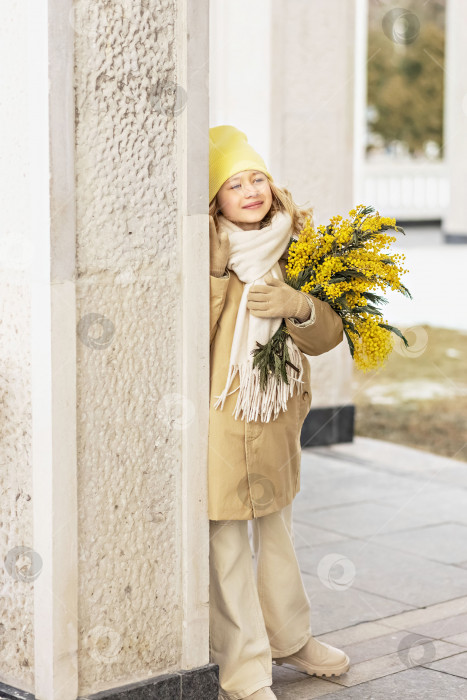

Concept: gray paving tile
[[367, 596, 467, 633], [272, 674, 341, 699], [374, 487, 467, 527], [302, 573, 414, 636], [370, 523, 467, 564], [272, 662, 349, 698], [316, 596, 467, 647], [338, 629, 420, 664], [272, 438, 467, 699], [272, 662, 309, 685], [300, 667, 467, 699], [299, 450, 423, 489], [297, 458, 434, 515], [303, 440, 467, 503], [431, 466, 467, 490], [366, 506, 457, 534], [295, 501, 402, 539], [445, 632, 467, 648], [292, 520, 350, 548], [424, 651, 467, 679], [313, 437, 467, 480], [330, 639, 464, 687], [296, 463, 460, 534], [297, 539, 467, 608], [405, 612, 467, 640], [317, 621, 398, 648]]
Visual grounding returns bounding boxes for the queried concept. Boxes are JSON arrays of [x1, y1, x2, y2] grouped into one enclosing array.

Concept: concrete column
[[270, 0, 359, 444], [179, 0, 212, 677], [209, 0, 272, 167], [0, 0, 215, 697], [32, 0, 78, 696], [1, 0, 77, 695], [443, 0, 467, 243]]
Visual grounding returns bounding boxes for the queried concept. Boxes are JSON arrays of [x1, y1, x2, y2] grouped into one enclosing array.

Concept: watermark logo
[[154, 392, 196, 431], [77, 313, 115, 350], [149, 80, 187, 118], [4, 546, 43, 582], [237, 473, 276, 511], [397, 633, 436, 668], [86, 625, 122, 664], [382, 8, 420, 45], [317, 553, 356, 591], [393, 325, 429, 358]]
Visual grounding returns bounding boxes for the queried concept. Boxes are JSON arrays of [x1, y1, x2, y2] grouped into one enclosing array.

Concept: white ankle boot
[[273, 636, 350, 677], [244, 688, 277, 699], [219, 685, 277, 700]]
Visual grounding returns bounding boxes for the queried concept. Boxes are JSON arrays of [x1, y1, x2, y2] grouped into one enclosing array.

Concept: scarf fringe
[[213, 336, 305, 422]]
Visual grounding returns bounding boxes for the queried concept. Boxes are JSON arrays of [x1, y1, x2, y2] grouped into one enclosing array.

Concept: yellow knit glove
[[247, 272, 312, 322]]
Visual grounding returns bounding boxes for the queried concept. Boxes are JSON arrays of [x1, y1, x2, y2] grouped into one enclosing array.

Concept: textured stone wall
[[0, 287, 34, 690], [0, 0, 35, 690], [73, 0, 183, 691]]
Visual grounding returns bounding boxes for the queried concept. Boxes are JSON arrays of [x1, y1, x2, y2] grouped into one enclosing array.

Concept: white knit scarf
[[213, 209, 305, 422]]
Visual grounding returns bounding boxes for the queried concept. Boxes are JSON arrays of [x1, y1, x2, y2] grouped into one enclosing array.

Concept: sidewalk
[[272, 437, 467, 699]]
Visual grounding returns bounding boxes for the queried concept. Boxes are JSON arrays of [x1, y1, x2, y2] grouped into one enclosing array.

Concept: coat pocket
[[298, 387, 312, 425], [299, 351, 312, 418]]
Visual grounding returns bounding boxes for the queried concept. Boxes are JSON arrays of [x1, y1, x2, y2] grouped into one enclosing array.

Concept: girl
[[208, 125, 350, 700]]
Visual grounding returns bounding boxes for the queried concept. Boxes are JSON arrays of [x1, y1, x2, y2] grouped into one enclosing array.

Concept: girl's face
[[216, 170, 273, 231]]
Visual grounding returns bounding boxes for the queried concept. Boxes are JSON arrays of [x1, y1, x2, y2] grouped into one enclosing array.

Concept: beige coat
[[209, 255, 344, 520]]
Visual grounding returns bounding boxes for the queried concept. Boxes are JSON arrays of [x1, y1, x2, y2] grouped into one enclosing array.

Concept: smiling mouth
[[243, 202, 263, 209]]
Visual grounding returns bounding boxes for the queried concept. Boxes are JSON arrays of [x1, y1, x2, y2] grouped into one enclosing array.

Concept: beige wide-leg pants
[[209, 503, 312, 700]]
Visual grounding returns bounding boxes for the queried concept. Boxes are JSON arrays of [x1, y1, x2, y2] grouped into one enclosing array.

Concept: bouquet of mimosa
[[251, 205, 412, 390]]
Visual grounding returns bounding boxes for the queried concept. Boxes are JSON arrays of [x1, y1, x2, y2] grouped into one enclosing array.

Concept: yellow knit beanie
[[209, 125, 273, 203]]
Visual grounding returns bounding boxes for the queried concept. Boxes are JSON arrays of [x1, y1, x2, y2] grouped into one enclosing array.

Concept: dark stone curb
[[443, 232, 467, 244], [0, 663, 219, 700], [301, 404, 355, 447], [397, 219, 441, 227], [0, 682, 34, 700]]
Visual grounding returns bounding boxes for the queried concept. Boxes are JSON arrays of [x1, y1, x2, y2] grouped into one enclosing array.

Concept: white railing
[[361, 161, 449, 221]]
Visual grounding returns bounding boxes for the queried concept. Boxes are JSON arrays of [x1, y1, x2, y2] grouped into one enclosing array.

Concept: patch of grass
[[352, 325, 467, 463]]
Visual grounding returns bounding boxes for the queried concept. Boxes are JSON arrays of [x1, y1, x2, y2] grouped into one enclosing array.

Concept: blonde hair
[[209, 176, 315, 239]]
